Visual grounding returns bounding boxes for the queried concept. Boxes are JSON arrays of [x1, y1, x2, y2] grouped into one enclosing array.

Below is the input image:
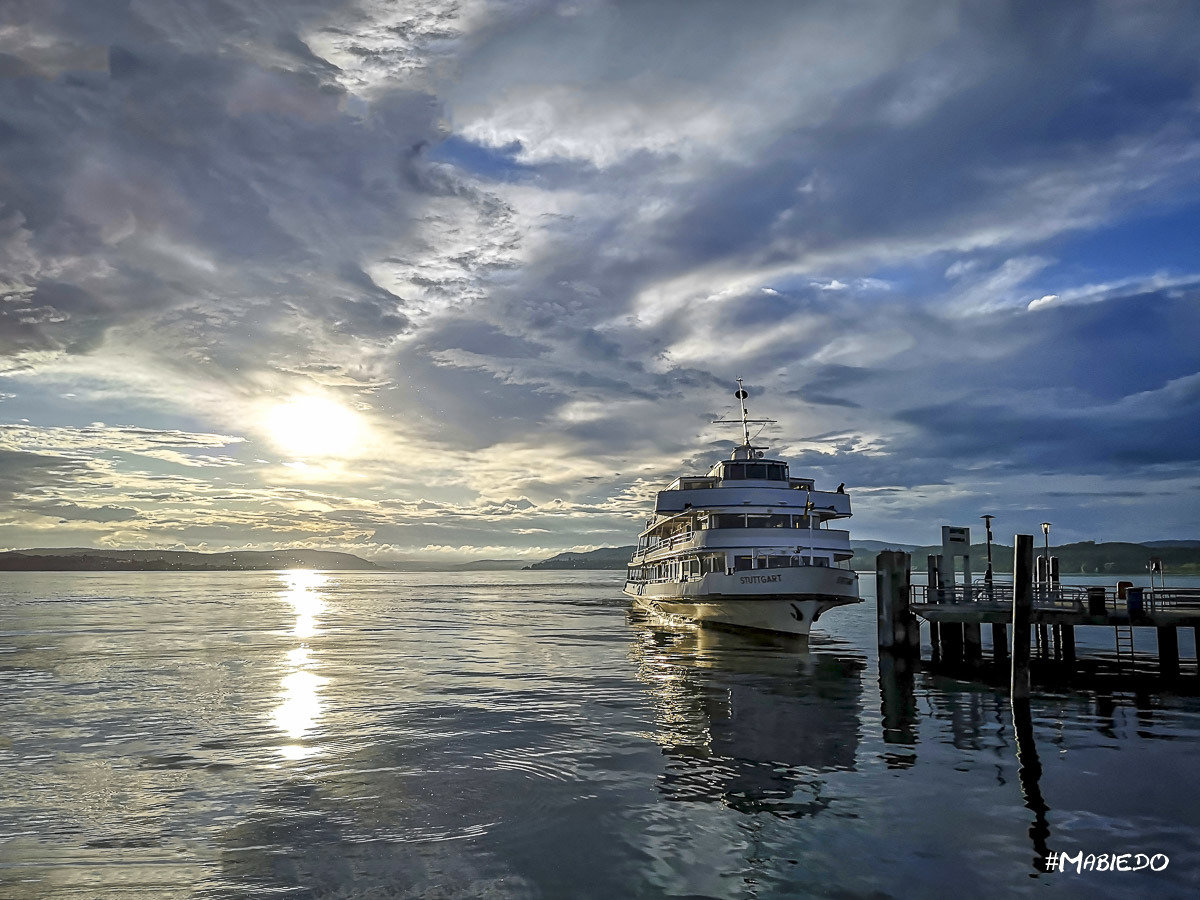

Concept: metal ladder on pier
[[1114, 624, 1135, 667]]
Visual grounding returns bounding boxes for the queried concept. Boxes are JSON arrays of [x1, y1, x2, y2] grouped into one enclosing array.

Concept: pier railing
[[911, 583, 1200, 613], [911, 583, 1088, 609]]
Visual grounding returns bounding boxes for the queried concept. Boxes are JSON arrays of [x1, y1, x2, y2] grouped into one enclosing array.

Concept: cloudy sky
[[2, 0, 1199, 561]]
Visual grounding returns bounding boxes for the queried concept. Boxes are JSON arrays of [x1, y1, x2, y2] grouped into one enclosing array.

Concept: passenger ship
[[624, 381, 861, 636]]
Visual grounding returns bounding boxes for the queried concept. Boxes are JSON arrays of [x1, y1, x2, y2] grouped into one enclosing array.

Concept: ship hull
[[623, 567, 860, 637]]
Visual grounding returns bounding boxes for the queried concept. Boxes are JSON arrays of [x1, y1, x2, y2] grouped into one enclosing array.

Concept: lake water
[[2, 569, 1199, 898]]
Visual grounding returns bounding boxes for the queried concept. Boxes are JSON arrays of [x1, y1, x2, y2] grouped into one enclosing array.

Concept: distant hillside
[[525, 547, 636, 569], [379, 558, 529, 571], [451, 559, 528, 571], [525, 541, 1200, 575], [0, 548, 382, 572], [846, 539, 922, 553]]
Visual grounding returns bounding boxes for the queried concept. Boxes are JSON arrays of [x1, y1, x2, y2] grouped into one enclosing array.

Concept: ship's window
[[768, 464, 787, 480], [724, 462, 746, 480], [746, 463, 766, 479], [765, 555, 794, 568], [746, 514, 789, 528], [733, 555, 753, 571], [713, 514, 746, 529]]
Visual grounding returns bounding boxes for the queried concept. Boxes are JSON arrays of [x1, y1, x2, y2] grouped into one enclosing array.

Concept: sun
[[266, 396, 363, 458]]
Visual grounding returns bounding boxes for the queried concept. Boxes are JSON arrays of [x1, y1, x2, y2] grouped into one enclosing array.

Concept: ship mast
[[713, 377, 776, 452], [735, 378, 751, 446]]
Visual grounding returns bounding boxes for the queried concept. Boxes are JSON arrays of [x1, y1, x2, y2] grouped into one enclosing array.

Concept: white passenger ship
[[624, 381, 861, 636]]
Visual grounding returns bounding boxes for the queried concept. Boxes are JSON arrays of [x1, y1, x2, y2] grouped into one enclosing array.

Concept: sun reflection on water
[[271, 570, 329, 760]]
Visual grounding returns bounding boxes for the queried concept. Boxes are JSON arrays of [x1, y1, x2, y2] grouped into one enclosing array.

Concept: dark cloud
[[0, 449, 90, 501], [28, 501, 139, 523]]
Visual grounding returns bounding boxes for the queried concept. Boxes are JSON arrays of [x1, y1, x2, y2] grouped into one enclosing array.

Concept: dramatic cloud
[[2, 0, 1199, 557]]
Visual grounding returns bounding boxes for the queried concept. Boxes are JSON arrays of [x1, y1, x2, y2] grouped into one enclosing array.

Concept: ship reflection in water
[[630, 621, 864, 818]]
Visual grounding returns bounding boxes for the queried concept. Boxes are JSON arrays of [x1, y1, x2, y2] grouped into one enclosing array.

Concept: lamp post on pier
[[1040, 522, 1052, 589], [981, 514, 995, 598]]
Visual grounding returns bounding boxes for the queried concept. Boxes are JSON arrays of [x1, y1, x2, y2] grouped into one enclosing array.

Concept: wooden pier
[[876, 537, 1200, 682]]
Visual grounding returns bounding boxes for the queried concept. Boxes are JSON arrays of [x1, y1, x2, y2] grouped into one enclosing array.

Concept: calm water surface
[[2, 570, 1200, 898]]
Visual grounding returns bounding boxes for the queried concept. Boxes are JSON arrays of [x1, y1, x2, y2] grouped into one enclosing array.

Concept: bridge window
[[721, 461, 789, 481]]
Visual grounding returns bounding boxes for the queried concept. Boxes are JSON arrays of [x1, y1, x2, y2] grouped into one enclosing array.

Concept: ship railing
[[633, 530, 696, 560], [635, 527, 851, 559]]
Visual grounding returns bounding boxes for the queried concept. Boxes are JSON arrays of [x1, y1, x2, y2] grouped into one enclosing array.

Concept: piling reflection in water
[[878, 654, 918, 760], [631, 623, 863, 817], [271, 571, 328, 760]]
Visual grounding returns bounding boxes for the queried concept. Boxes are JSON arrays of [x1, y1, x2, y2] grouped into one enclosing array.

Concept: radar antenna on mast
[[712, 377, 776, 450]]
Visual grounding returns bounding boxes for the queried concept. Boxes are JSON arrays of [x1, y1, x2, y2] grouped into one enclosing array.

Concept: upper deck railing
[[633, 527, 853, 563]]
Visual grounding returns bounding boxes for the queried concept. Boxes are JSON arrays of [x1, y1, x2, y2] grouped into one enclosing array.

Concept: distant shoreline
[[4, 539, 1198, 576]]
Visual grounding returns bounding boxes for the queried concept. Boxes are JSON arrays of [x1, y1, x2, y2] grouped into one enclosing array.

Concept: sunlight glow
[[266, 396, 364, 458], [272, 570, 330, 760], [282, 569, 327, 638]]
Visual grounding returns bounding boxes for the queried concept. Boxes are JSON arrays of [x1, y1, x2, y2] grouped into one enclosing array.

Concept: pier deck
[[876, 544, 1200, 680]]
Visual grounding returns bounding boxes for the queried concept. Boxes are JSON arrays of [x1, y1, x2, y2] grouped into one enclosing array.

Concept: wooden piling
[[964, 623, 982, 660], [1062, 625, 1076, 665], [1158, 626, 1179, 677], [876, 551, 918, 655], [877, 554, 896, 652], [942, 622, 964, 664], [991, 623, 1009, 665], [1011, 534, 1034, 700]]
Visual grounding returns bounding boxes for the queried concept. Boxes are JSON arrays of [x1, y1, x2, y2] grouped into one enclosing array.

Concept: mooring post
[[1062, 625, 1076, 666], [876, 551, 918, 656], [877, 553, 895, 652], [927, 554, 942, 603], [925, 554, 942, 660], [1158, 626, 1179, 677], [1011, 534, 1034, 700]]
